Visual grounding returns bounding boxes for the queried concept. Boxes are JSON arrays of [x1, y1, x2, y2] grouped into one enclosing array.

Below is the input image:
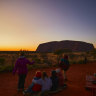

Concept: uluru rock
[[36, 40, 94, 52]]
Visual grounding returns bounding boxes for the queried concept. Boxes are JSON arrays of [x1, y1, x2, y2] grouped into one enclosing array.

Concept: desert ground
[[0, 62, 96, 96]]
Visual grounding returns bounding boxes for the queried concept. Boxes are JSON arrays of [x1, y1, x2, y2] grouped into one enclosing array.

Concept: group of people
[[13, 51, 70, 95], [23, 69, 66, 95]]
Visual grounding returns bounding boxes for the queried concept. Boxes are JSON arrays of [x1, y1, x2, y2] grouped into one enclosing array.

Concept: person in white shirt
[[41, 72, 52, 92]]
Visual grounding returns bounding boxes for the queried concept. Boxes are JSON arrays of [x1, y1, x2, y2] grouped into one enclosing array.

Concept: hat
[[36, 71, 41, 78]]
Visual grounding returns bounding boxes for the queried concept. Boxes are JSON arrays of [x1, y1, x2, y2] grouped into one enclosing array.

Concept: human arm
[[13, 60, 18, 75], [26, 59, 35, 65]]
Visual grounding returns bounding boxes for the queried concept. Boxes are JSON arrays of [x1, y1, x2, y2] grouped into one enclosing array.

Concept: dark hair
[[20, 51, 25, 56], [42, 72, 48, 80], [51, 70, 57, 77]]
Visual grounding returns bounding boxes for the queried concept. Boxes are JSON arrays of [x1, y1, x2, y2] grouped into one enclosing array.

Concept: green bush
[[0, 58, 5, 65], [0, 65, 13, 72], [35, 58, 42, 64], [70, 61, 77, 64], [40, 53, 48, 59], [78, 60, 84, 64], [43, 59, 52, 66], [69, 53, 76, 59], [27, 64, 50, 70]]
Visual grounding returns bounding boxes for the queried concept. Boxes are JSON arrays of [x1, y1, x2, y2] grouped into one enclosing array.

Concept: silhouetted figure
[[42, 72, 52, 92], [59, 55, 70, 81], [13, 51, 35, 92], [50, 70, 59, 91]]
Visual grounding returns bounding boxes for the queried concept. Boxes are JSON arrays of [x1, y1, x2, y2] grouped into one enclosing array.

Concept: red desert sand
[[0, 62, 96, 96]]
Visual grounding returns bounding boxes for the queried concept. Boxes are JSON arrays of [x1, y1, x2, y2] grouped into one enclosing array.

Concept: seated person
[[50, 70, 59, 91], [41, 72, 52, 92], [56, 68, 67, 88], [23, 71, 42, 94]]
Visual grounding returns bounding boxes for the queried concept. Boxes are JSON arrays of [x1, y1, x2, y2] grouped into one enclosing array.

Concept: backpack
[[59, 59, 70, 71]]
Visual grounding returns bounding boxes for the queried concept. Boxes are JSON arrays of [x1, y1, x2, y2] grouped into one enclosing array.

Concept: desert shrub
[[93, 55, 96, 59], [40, 53, 52, 65], [54, 48, 72, 54], [91, 48, 96, 53], [26, 55, 33, 58], [52, 64, 58, 67], [35, 58, 42, 64], [54, 49, 63, 64], [43, 59, 52, 66], [32, 55, 38, 58], [70, 61, 77, 64], [69, 53, 76, 59], [78, 60, 84, 64], [0, 58, 5, 65], [0, 65, 13, 72], [0, 66, 5, 72], [4, 66, 13, 72], [40, 53, 48, 59], [31, 55, 42, 64], [27, 64, 50, 69], [80, 54, 85, 57]]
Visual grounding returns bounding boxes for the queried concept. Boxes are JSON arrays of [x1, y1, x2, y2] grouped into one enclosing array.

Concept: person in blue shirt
[[59, 55, 70, 81]]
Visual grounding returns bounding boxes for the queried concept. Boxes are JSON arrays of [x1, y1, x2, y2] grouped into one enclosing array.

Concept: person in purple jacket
[[13, 51, 35, 92]]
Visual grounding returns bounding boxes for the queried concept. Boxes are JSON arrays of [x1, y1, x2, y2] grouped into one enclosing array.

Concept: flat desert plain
[[0, 62, 96, 96]]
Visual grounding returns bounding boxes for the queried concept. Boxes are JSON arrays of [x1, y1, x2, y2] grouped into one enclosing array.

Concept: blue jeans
[[25, 83, 34, 93], [18, 74, 26, 90]]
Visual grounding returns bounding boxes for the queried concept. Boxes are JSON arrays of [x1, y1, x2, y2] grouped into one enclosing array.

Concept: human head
[[20, 51, 25, 56], [42, 72, 48, 80], [35, 71, 41, 78], [51, 70, 57, 77], [56, 68, 60, 73]]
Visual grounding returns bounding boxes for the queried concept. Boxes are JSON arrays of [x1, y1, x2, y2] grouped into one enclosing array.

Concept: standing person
[[13, 51, 35, 92], [59, 54, 70, 81]]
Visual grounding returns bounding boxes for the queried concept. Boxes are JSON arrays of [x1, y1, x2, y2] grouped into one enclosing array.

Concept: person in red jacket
[[56, 68, 67, 88], [56, 68, 64, 87], [13, 51, 35, 91], [23, 71, 42, 95]]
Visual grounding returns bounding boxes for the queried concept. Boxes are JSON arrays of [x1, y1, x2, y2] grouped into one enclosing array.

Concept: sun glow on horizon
[[0, 47, 36, 51], [0, 0, 96, 51], [0, 42, 95, 51]]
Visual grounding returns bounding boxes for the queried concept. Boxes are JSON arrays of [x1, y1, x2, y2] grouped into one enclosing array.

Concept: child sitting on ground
[[56, 68, 67, 88], [41, 72, 52, 92], [50, 70, 59, 91], [41, 72, 52, 96], [23, 71, 42, 94]]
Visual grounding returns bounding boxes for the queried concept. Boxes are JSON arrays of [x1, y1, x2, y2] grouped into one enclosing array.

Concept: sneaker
[[23, 90, 28, 95], [23, 91, 26, 95]]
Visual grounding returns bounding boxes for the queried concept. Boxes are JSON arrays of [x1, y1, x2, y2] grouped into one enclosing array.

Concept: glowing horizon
[[0, 41, 95, 51], [0, 0, 96, 51]]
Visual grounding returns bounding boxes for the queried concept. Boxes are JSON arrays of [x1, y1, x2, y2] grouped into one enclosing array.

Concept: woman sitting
[[41, 72, 52, 92], [23, 71, 42, 94], [50, 70, 59, 91]]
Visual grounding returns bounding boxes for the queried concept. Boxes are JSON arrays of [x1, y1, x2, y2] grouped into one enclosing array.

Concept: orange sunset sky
[[0, 0, 96, 51]]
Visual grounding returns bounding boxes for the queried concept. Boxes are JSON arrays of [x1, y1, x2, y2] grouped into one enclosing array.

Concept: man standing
[[13, 51, 35, 92]]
